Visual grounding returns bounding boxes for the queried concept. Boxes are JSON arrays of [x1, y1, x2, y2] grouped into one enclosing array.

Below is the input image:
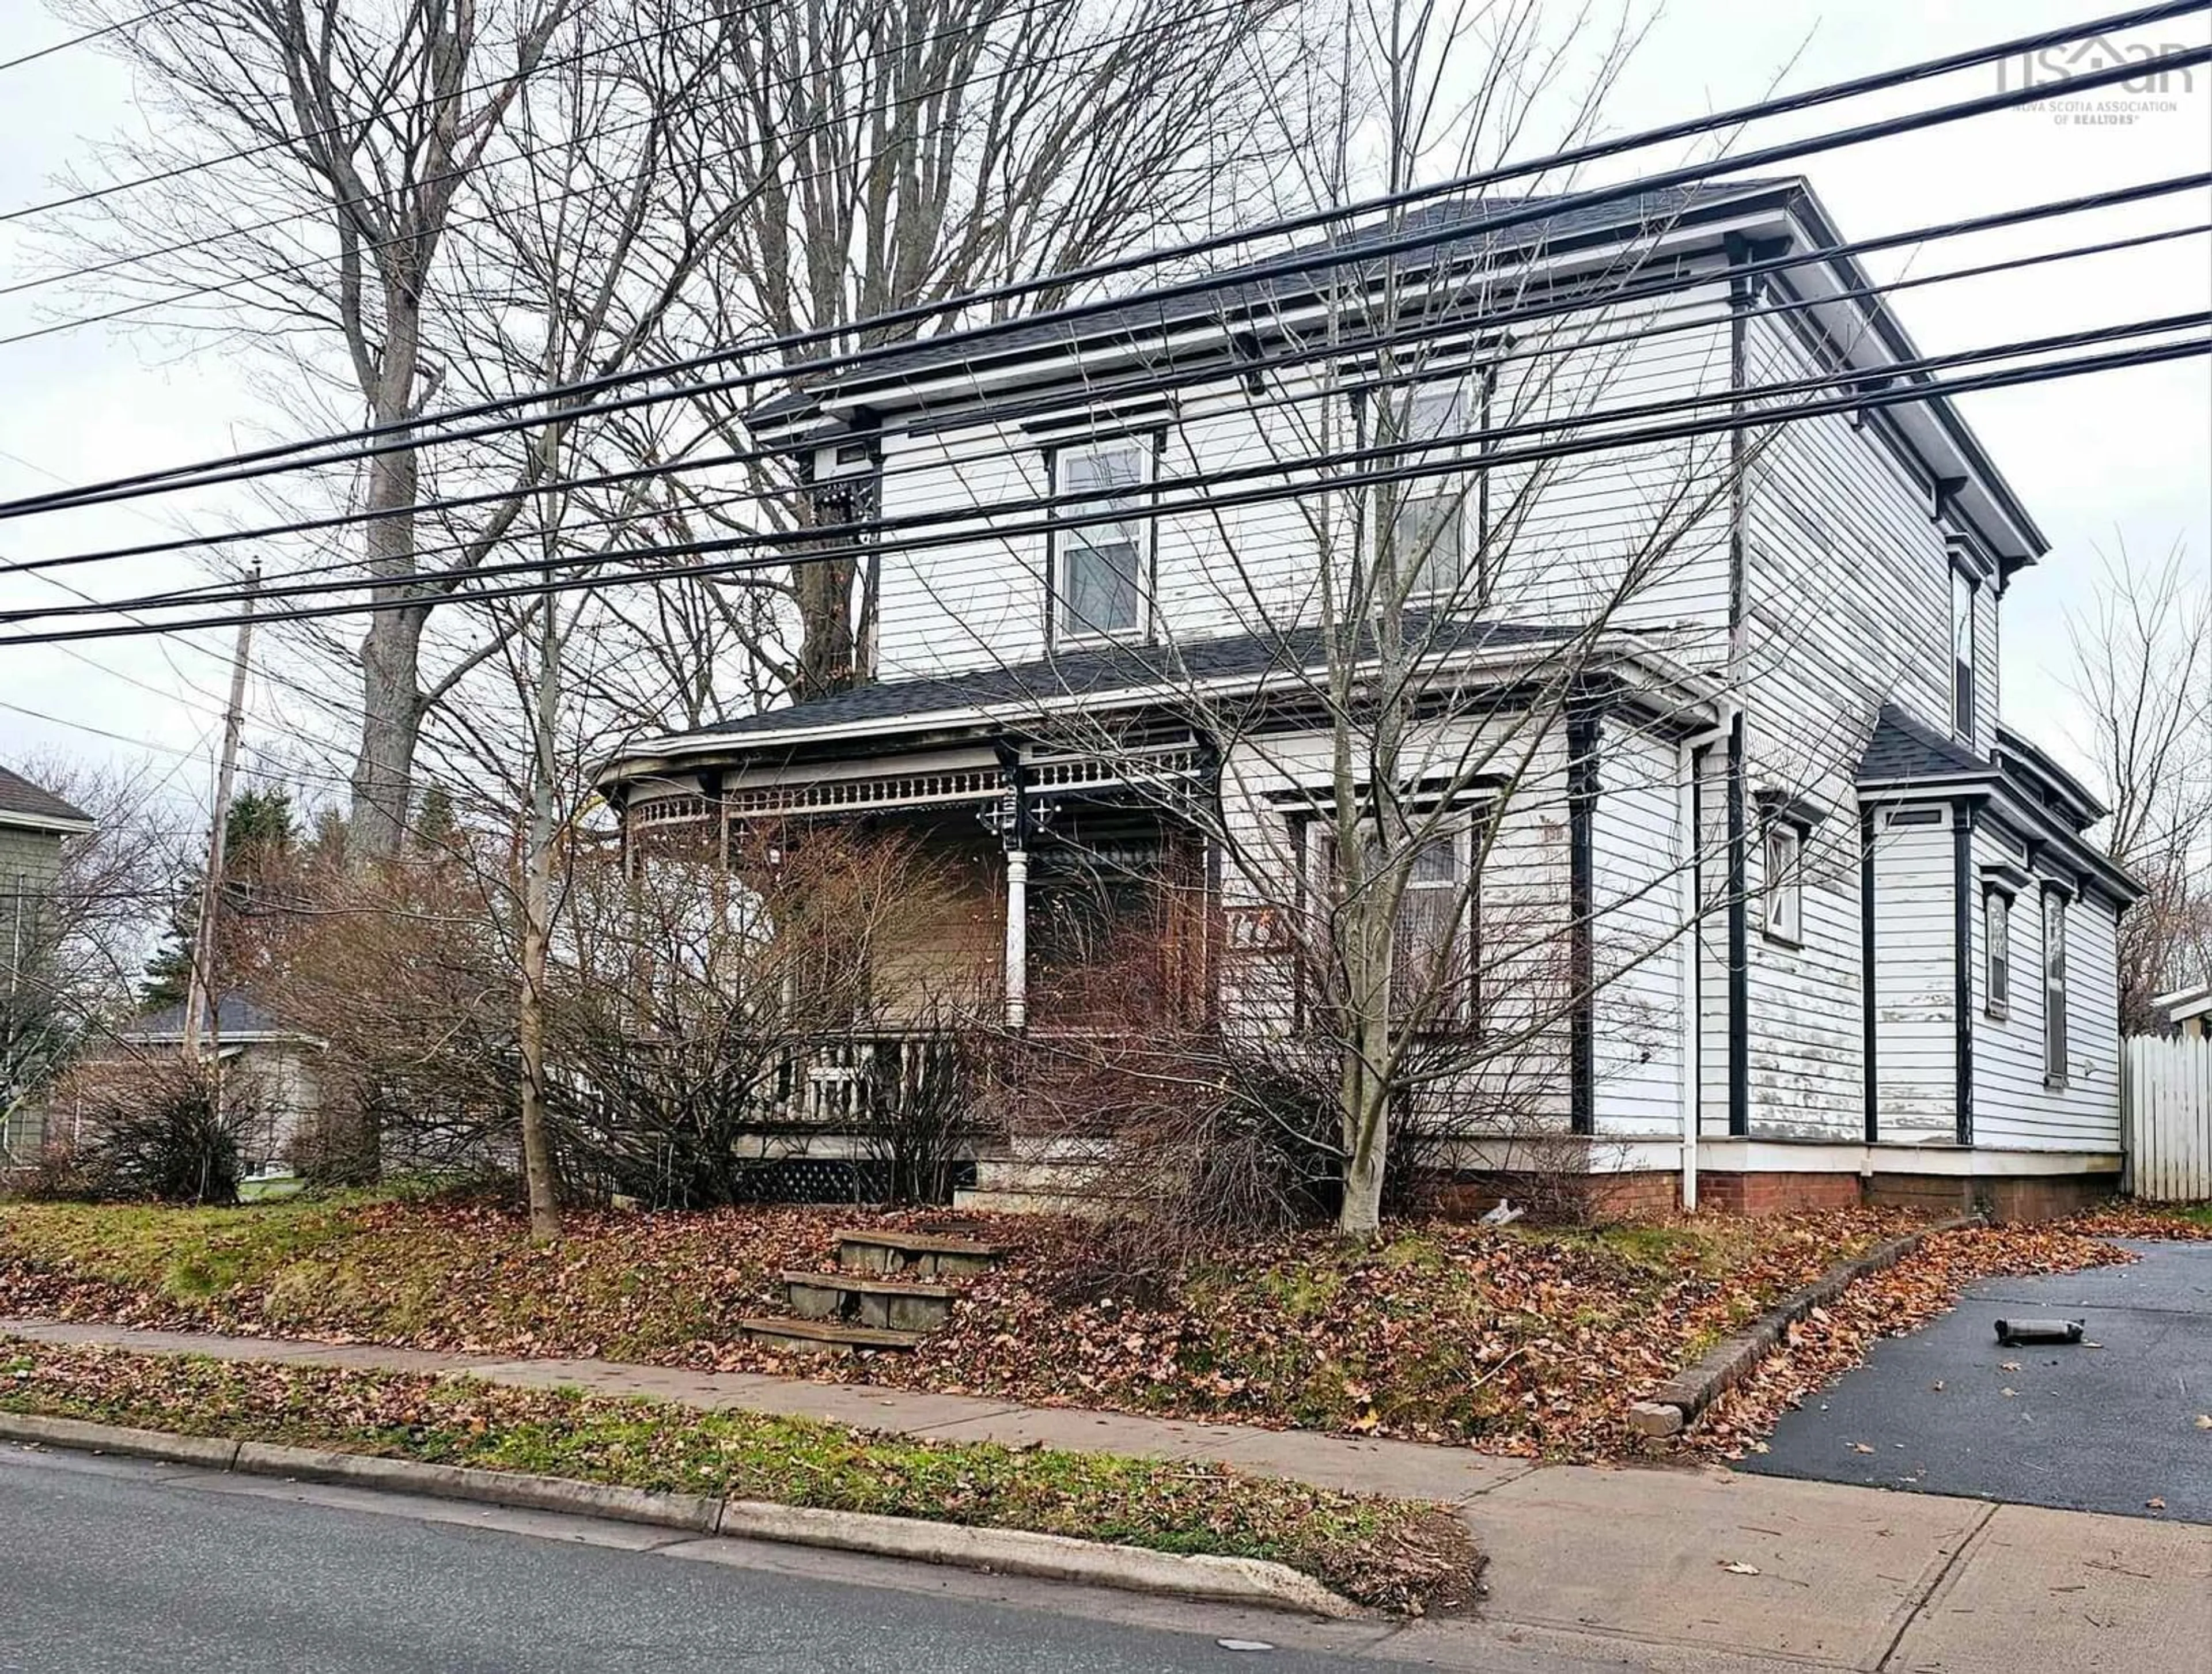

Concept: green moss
[[0, 1337, 1474, 1611]]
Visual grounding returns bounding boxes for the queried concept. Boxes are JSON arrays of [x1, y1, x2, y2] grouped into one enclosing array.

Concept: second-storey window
[[1950, 566, 1977, 738], [1053, 440, 1151, 641], [1385, 378, 1474, 598]]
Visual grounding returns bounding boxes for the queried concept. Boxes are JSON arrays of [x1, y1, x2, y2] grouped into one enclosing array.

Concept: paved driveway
[[1741, 1239, 2212, 1524]]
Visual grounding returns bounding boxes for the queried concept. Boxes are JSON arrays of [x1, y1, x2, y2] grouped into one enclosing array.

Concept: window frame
[[1301, 806, 1484, 1035], [1046, 433, 1160, 646], [1376, 373, 1484, 603], [1760, 820, 1804, 948], [2042, 887, 2069, 1088], [1983, 886, 2011, 1020], [1949, 562, 1978, 740]]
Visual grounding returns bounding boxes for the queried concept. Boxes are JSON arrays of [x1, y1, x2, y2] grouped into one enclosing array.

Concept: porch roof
[[614, 615, 1577, 766]]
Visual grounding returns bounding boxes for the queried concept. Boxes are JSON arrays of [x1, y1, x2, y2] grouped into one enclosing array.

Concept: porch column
[[1005, 847, 1029, 1028]]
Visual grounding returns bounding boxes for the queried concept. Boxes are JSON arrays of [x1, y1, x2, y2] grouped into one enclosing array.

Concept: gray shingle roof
[[125, 994, 296, 1041], [690, 615, 1574, 743], [1855, 704, 1992, 785], [0, 764, 93, 827], [756, 180, 1796, 419]]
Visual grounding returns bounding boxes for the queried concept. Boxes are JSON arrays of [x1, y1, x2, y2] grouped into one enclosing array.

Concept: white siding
[[1870, 808, 1957, 1141], [1974, 848, 2124, 1152], [1591, 718, 1687, 1139]]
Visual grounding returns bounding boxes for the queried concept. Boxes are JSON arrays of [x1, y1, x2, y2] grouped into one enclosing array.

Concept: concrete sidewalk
[[7, 1316, 2208, 1671]]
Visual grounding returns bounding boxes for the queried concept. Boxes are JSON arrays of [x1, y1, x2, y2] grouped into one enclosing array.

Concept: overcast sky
[[1, 0, 2206, 824]]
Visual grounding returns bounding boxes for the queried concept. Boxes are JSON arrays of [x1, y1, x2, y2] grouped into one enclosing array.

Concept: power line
[[0, 2, 741, 225], [9, 178, 2199, 597], [0, 1, 187, 76], [1, 323, 2199, 649], [0, 0, 1245, 346], [6, 0, 2202, 523]]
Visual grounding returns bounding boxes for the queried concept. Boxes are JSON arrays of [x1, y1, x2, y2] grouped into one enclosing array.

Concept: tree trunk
[[347, 321, 428, 858], [516, 598, 563, 1244]]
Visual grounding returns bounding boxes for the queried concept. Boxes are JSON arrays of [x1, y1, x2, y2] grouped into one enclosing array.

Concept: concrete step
[[735, 1317, 928, 1355], [834, 1228, 1005, 1278], [780, 1271, 956, 1333]]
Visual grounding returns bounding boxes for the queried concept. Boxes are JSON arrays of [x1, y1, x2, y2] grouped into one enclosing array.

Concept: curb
[[0, 1412, 1359, 1619], [1627, 1214, 1978, 1437]]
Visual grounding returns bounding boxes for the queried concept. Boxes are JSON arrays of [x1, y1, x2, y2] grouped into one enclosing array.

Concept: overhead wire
[[0, 320, 2199, 648], [5, 177, 2200, 600], [3, 0, 2203, 522]]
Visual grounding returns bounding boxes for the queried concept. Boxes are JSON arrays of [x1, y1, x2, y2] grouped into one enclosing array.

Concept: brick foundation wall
[[1967, 1172, 2120, 1224], [1698, 1171, 1863, 1215], [1427, 1164, 2118, 1223], [1427, 1169, 1679, 1223]]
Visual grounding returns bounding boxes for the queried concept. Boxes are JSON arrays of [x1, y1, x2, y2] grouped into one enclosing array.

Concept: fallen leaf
[[1718, 1560, 1761, 1575], [2146, 1497, 2166, 1511], [2194, 1415, 2211, 1431], [2002, 1388, 2017, 1398], [1930, 1380, 1945, 1392], [1850, 1442, 1876, 1454], [2001, 1361, 2022, 1372]]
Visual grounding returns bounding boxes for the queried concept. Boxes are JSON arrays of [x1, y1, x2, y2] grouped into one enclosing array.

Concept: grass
[[0, 1192, 1910, 1456], [0, 1335, 1477, 1612]]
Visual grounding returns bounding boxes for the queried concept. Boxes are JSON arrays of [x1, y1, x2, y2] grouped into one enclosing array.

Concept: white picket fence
[[2122, 1035, 2212, 1202]]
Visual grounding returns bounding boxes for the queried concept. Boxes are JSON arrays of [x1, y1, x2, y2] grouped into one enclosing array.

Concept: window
[[1384, 379, 1474, 597], [1307, 817, 1477, 1029], [2043, 891, 2068, 1085], [1052, 440, 1151, 640], [1950, 566, 1977, 738], [1761, 823, 1803, 945], [1984, 890, 2010, 1019]]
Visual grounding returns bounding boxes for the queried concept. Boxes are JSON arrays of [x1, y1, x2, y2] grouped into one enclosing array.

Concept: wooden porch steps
[[734, 1316, 929, 1355], [835, 1228, 1005, 1277], [780, 1270, 956, 1333], [738, 1229, 1006, 1357]]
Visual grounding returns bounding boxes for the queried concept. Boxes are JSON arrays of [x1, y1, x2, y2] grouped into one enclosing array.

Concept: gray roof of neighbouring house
[[122, 994, 305, 1043], [752, 181, 1794, 421], [0, 764, 93, 829], [680, 616, 1577, 745], [1855, 705, 1993, 785]]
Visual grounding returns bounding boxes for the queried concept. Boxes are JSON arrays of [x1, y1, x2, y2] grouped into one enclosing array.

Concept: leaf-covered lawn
[[0, 1194, 1926, 1456], [0, 1336, 1476, 1614]]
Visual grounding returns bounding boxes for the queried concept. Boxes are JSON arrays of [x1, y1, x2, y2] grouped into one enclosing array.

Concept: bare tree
[[653, 0, 1298, 705], [48, 0, 572, 857], [2067, 540, 2212, 1031]]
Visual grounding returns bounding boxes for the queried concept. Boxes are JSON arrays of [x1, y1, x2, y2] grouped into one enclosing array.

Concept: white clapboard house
[[596, 177, 2137, 1219]]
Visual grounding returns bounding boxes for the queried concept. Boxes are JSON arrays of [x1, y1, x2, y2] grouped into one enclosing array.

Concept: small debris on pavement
[[1994, 1318, 2085, 1346], [1718, 1561, 1762, 1575], [1217, 1640, 1274, 1653]]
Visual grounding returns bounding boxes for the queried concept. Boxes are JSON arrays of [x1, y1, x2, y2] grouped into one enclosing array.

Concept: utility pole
[[183, 565, 260, 1066]]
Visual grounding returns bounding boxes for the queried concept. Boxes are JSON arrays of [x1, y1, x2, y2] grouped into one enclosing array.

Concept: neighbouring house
[[2155, 984, 2212, 1041], [1, 764, 96, 1160], [594, 176, 2138, 1221], [84, 996, 327, 1177]]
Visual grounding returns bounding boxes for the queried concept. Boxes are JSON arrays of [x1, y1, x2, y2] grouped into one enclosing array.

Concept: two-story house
[[595, 176, 2137, 1220], [2, 763, 96, 1160]]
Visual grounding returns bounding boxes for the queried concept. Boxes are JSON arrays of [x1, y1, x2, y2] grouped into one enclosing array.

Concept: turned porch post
[[993, 742, 1032, 1029], [1004, 847, 1029, 1029]]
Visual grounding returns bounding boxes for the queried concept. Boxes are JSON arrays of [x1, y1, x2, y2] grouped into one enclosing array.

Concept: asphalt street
[[0, 1444, 1407, 1674], [1742, 1238, 2212, 1522]]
